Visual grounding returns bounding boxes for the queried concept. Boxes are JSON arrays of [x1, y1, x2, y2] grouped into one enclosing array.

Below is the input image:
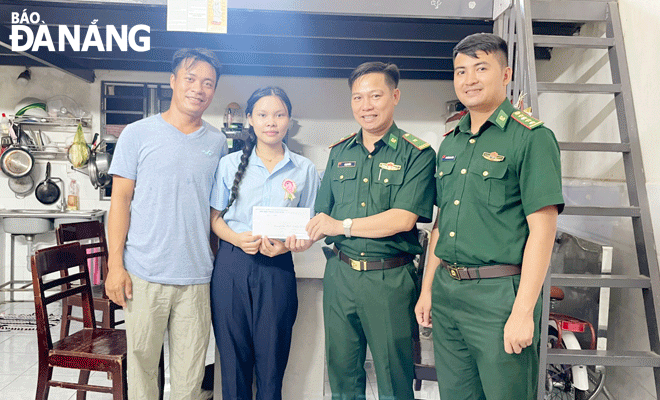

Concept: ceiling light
[[17, 68, 31, 86]]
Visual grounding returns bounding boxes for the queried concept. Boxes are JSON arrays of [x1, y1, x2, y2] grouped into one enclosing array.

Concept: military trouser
[[431, 266, 542, 400], [323, 254, 418, 400]]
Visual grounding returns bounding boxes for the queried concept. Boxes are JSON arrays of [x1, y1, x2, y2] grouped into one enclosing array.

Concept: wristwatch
[[343, 218, 353, 238]]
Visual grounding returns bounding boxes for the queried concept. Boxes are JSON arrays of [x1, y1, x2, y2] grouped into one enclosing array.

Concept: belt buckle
[[448, 264, 466, 280], [350, 258, 368, 271]]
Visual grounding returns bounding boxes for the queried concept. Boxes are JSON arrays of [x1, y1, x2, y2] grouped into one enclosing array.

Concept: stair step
[[531, 0, 608, 22], [534, 35, 614, 48], [413, 363, 437, 381], [547, 349, 660, 367], [558, 142, 630, 152], [551, 274, 651, 288], [538, 83, 621, 94], [562, 206, 641, 217]]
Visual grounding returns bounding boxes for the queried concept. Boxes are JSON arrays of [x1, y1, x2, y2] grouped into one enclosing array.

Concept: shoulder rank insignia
[[329, 132, 357, 148], [402, 133, 430, 150], [511, 110, 544, 130]]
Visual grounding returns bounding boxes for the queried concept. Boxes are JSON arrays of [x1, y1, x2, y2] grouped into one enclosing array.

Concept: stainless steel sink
[[0, 209, 105, 219], [8, 209, 63, 214], [2, 217, 53, 235], [0, 209, 106, 232]]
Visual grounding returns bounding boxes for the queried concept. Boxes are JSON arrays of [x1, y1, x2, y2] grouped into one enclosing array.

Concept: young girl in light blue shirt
[[209, 87, 320, 400]]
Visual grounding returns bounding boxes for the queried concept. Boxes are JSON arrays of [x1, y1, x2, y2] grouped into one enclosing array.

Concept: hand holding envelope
[[252, 206, 311, 241]]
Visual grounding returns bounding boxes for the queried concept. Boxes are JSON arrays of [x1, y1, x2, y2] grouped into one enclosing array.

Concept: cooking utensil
[[0, 129, 34, 178], [9, 123, 17, 142], [26, 127, 44, 150], [35, 129, 43, 149], [8, 175, 34, 198], [19, 126, 35, 147], [90, 133, 99, 151], [1, 136, 12, 154], [88, 149, 113, 188], [35, 162, 61, 205]]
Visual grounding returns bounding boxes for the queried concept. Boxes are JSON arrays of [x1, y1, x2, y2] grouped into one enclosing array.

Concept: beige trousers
[[124, 272, 211, 400]]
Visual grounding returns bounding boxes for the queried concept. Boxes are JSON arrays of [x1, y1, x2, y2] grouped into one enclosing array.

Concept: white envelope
[[252, 206, 310, 240]]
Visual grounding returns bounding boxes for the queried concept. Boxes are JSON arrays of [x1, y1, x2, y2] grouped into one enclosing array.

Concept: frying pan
[[35, 162, 61, 205], [0, 129, 34, 178]]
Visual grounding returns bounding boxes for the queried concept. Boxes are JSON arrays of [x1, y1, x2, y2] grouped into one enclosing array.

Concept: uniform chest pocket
[[436, 161, 456, 204], [331, 166, 357, 204], [468, 159, 508, 207], [374, 168, 404, 209]]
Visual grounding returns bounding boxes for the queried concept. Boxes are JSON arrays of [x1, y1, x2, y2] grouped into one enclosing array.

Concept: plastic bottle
[[0, 113, 9, 136], [67, 179, 80, 210]]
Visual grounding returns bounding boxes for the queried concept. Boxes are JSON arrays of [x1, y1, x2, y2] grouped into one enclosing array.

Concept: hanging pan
[[8, 175, 35, 198], [35, 162, 61, 205], [0, 129, 34, 178]]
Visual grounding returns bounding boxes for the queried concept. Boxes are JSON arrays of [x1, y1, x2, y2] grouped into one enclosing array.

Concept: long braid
[[220, 131, 255, 217]]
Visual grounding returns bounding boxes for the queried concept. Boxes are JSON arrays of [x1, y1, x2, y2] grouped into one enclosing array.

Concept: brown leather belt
[[441, 260, 521, 280], [333, 246, 414, 272]]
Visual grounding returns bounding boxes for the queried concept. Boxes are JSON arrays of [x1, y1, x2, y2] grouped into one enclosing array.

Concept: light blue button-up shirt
[[210, 143, 321, 234]]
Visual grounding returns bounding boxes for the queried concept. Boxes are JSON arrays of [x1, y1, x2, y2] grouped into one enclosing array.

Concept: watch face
[[343, 219, 352, 227]]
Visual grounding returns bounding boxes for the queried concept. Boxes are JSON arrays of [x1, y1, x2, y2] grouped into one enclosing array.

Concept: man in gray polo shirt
[[106, 48, 227, 399]]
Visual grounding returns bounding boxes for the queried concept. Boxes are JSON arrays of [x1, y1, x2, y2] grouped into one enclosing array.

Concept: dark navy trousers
[[211, 240, 298, 400]]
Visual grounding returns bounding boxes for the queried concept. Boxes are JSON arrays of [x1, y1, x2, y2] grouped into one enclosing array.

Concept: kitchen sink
[[0, 209, 105, 218], [2, 217, 53, 235], [0, 209, 106, 232], [3, 209, 102, 214]]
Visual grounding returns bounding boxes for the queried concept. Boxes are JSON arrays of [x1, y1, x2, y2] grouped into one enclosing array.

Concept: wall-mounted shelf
[[11, 116, 92, 128], [11, 116, 93, 162], [30, 149, 69, 162]]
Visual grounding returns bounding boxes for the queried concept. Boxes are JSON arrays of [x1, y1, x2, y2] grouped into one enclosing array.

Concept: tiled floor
[[0, 300, 440, 400], [0, 300, 214, 400]]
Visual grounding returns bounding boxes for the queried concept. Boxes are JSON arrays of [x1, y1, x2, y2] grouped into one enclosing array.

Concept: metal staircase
[[495, 0, 660, 398]]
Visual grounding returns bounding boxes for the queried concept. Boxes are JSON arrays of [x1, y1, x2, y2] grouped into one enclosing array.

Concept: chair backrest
[[56, 221, 108, 286], [416, 228, 431, 281], [31, 242, 96, 354]]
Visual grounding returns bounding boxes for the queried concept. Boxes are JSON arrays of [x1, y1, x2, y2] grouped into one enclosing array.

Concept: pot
[[88, 150, 112, 188], [0, 130, 34, 178], [35, 162, 61, 205], [8, 175, 34, 198]]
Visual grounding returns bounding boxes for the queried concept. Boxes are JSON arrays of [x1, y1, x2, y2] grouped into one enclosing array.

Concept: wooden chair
[[56, 221, 165, 400], [55, 220, 121, 338], [31, 242, 127, 400]]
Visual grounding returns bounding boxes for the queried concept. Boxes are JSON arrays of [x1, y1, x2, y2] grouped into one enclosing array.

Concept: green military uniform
[[432, 99, 564, 400], [315, 122, 435, 400]]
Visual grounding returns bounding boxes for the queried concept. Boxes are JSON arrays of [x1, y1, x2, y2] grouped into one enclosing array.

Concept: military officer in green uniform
[[307, 62, 436, 400], [415, 33, 564, 400]]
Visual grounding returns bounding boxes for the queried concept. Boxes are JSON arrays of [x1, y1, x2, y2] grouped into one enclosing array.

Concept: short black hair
[[172, 48, 222, 88], [348, 62, 400, 90], [453, 33, 508, 67]]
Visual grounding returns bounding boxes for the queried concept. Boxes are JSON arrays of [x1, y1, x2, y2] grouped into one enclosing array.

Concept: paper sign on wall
[[167, 0, 227, 33]]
